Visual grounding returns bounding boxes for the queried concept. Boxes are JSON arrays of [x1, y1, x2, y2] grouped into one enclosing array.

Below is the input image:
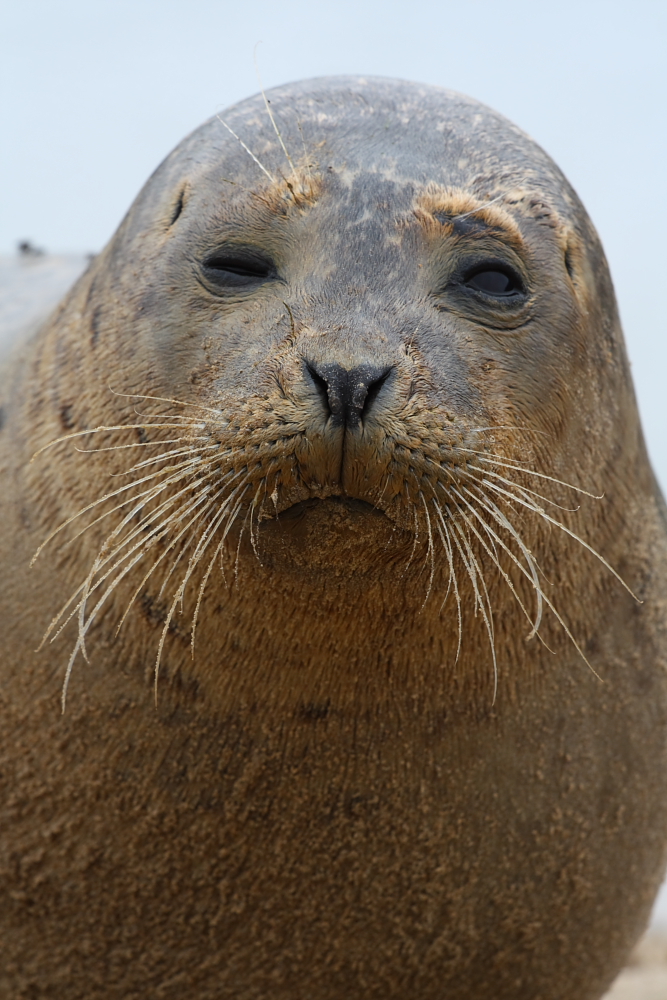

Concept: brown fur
[[2, 77, 667, 999]]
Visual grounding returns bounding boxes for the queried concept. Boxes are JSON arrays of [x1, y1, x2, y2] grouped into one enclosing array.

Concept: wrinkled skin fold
[[1, 76, 667, 1000]]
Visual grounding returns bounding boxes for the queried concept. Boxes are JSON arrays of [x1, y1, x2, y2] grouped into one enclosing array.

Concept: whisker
[[116, 443, 219, 476], [448, 488, 544, 643], [215, 115, 276, 183], [105, 473, 244, 642], [131, 408, 204, 421], [80, 464, 217, 575], [447, 498, 495, 644], [74, 479, 215, 659], [465, 464, 580, 513], [464, 483, 597, 661], [448, 513, 497, 701], [466, 425, 548, 437], [248, 481, 266, 565], [479, 478, 639, 601], [254, 46, 298, 183], [62, 466, 209, 549], [47, 475, 218, 649], [190, 486, 250, 657], [461, 450, 602, 499], [456, 477, 544, 637], [431, 505, 462, 660], [38, 474, 211, 647], [181, 474, 250, 587], [106, 386, 228, 418], [31, 458, 207, 565], [74, 436, 203, 455], [418, 491, 436, 607], [402, 503, 420, 576], [60, 483, 222, 705], [116, 491, 224, 635], [31, 422, 192, 460]]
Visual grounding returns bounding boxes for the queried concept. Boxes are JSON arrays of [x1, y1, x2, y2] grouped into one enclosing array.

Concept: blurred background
[[3, 0, 667, 931]]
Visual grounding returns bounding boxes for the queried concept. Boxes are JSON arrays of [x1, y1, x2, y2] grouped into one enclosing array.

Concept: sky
[[3, 0, 667, 927]]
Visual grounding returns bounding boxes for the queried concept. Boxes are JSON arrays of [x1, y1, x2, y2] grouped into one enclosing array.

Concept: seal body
[[2, 77, 667, 1000]]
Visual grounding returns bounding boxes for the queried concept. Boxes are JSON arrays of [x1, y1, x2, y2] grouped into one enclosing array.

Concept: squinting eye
[[201, 251, 277, 288], [466, 269, 519, 295]]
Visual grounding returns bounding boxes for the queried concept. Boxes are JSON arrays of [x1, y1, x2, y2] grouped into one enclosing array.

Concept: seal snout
[[304, 361, 393, 429]]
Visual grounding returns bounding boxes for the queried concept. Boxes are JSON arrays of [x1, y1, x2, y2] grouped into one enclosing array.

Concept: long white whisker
[[446, 494, 495, 644], [31, 422, 193, 460], [75, 478, 215, 660], [418, 490, 436, 607], [106, 386, 227, 418], [455, 478, 544, 638], [116, 491, 224, 635], [431, 505, 462, 661], [465, 464, 580, 512], [74, 436, 204, 455], [448, 514, 498, 702], [31, 457, 206, 565], [216, 115, 276, 183], [460, 450, 602, 499], [449, 488, 544, 643], [480, 478, 639, 601], [39, 472, 212, 648], [190, 485, 250, 657], [52, 471, 217, 647], [254, 46, 298, 181]]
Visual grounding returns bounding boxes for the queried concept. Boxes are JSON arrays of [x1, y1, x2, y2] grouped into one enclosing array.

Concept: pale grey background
[[3, 0, 667, 925]]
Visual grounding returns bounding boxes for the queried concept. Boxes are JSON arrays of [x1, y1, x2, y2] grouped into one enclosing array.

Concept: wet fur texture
[[2, 77, 667, 1000]]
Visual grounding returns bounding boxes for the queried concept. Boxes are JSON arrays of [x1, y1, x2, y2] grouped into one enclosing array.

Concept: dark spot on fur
[[343, 793, 370, 819], [585, 634, 600, 657], [59, 404, 75, 430], [300, 700, 331, 722], [136, 427, 148, 444], [140, 592, 188, 639], [168, 669, 202, 704], [564, 248, 575, 281]]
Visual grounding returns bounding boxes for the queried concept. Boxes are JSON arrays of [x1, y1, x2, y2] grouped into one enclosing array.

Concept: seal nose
[[306, 362, 392, 428]]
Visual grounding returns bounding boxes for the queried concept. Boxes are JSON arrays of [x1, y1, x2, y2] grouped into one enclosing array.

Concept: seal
[[2, 76, 667, 1000]]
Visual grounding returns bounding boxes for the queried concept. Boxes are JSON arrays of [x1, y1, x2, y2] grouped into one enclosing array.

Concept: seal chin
[[254, 496, 411, 576]]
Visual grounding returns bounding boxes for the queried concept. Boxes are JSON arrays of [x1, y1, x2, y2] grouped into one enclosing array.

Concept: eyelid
[[197, 248, 280, 294], [202, 251, 276, 275]]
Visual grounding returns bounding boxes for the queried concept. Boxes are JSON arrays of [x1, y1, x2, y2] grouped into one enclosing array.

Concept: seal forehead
[[124, 76, 589, 261], [189, 77, 577, 215]]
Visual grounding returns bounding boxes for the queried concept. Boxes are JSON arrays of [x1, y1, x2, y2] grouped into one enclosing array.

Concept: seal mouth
[[268, 495, 383, 520]]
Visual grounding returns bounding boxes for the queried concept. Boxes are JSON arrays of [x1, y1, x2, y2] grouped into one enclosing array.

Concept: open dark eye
[[201, 251, 277, 288], [465, 267, 522, 296]]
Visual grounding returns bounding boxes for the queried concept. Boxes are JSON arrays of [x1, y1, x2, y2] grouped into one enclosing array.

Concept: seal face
[[2, 77, 667, 1000]]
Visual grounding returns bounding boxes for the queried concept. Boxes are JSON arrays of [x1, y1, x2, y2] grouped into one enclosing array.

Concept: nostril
[[362, 368, 392, 420], [306, 363, 332, 418]]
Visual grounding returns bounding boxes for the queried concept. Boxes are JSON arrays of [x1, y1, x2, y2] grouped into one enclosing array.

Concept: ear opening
[[168, 184, 189, 227]]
